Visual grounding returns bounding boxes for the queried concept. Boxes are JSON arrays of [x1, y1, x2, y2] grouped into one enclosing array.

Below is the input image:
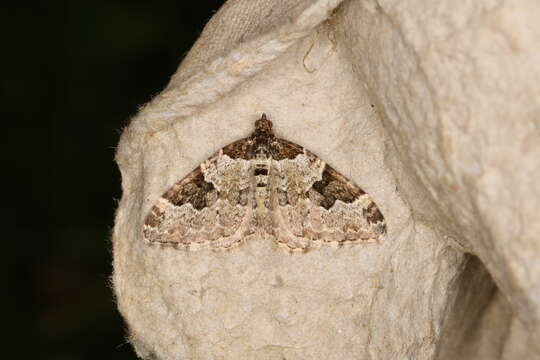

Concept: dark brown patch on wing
[[269, 138, 305, 160], [163, 169, 215, 210], [145, 207, 164, 227], [363, 202, 384, 224], [222, 138, 253, 159], [311, 165, 366, 209]]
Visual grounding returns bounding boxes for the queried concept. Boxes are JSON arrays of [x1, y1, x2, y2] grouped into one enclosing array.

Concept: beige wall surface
[[113, 0, 540, 359]]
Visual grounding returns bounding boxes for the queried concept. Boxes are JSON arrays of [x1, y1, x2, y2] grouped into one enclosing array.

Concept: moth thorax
[[255, 150, 268, 159]]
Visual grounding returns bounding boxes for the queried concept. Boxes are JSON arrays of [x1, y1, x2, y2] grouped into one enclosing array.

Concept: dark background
[[4, 2, 225, 359]]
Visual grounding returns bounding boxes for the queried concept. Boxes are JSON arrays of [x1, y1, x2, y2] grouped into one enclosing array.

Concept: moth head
[[254, 113, 273, 136]]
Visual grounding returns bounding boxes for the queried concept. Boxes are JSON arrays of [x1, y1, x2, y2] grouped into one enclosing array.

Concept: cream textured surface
[[113, 0, 540, 359]]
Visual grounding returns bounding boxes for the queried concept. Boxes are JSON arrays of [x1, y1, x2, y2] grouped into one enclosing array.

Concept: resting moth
[[143, 114, 386, 252]]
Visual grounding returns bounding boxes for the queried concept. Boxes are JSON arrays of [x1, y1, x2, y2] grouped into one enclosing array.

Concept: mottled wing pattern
[[270, 139, 386, 252], [142, 140, 255, 250], [142, 114, 386, 252]]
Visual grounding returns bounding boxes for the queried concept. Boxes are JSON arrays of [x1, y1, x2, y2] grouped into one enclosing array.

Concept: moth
[[143, 114, 386, 252]]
